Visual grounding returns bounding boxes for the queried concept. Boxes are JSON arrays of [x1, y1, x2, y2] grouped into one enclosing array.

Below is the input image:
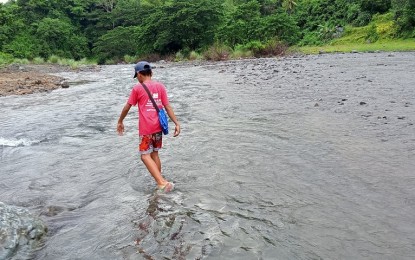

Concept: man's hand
[[117, 122, 125, 135], [174, 124, 181, 137], [117, 103, 132, 136]]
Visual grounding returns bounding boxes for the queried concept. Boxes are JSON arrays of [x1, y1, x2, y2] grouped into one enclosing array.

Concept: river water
[[1, 52, 414, 259]]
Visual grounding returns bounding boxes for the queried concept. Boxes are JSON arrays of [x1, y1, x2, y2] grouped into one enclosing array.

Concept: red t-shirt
[[127, 80, 169, 135]]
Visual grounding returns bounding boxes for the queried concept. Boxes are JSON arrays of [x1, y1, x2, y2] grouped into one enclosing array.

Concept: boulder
[[0, 202, 47, 259]]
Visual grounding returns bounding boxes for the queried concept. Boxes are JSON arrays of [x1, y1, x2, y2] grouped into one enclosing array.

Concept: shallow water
[[1, 52, 415, 259]]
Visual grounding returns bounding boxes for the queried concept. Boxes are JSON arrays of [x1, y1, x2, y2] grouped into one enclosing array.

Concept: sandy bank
[[0, 64, 100, 96]]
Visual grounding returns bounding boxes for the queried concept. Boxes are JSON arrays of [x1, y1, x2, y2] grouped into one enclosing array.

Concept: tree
[[217, 0, 262, 46], [282, 0, 297, 15], [138, 0, 223, 54], [3, 32, 40, 58], [36, 17, 88, 59], [393, 0, 415, 36], [360, 0, 392, 14], [93, 26, 140, 62]]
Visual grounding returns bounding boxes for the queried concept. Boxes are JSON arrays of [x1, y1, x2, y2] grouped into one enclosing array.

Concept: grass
[[293, 13, 415, 55], [293, 38, 415, 54], [0, 54, 97, 69]]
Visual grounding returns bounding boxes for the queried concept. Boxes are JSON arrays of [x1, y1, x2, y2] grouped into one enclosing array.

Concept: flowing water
[[1, 52, 415, 259]]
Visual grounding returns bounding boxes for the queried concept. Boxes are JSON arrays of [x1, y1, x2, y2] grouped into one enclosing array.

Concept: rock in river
[[0, 202, 47, 259]]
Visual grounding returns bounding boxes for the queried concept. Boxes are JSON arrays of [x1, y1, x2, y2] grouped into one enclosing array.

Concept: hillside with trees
[[0, 0, 414, 64]]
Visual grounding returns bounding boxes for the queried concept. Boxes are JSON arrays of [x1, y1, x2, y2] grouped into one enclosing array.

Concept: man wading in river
[[117, 61, 180, 193]]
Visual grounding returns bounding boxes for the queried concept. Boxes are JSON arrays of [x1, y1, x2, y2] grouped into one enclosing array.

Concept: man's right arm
[[117, 102, 132, 135]]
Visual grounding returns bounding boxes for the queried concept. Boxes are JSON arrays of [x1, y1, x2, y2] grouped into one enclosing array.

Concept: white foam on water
[[0, 137, 40, 147]]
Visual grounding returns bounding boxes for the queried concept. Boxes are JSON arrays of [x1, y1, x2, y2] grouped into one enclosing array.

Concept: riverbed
[[1, 52, 414, 259]]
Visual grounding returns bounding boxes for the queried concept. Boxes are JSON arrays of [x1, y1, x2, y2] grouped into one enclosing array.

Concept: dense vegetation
[[0, 0, 414, 64]]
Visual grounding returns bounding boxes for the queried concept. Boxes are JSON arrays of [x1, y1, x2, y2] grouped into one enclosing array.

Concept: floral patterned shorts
[[139, 132, 163, 154]]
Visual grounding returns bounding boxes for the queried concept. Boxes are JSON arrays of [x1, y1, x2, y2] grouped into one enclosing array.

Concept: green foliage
[[35, 18, 89, 59], [329, 12, 400, 45], [218, 2, 300, 46], [260, 38, 288, 56], [32, 57, 45, 64], [295, 0, 368, 40], [3, 32, 40, 59], [296, 38, 415, 53], [235, 38, 288, 57], [203, 42, 232, 61], [138, 0, 223, 55], [299, 31, 323, 45], [393, 0, 415, 37], [48, 55, 60, 64], [93, 26, 141, 64], [123, 55, 138, 64], [188, 51, 203, 60], [360, 0, 391, 15], [366, 24, 380, 42], [13, 58, 30, 65], [352, 11, 372, 26], [0, 0, 413, 62], [231, 47, 253, 59], [0, 52, 14, 65]]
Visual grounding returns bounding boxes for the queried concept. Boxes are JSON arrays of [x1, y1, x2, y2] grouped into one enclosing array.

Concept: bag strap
[[141, 83, 160, 113]]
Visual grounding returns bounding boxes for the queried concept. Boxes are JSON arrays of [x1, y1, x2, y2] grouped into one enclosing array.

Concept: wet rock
[[40, 205, 66, 217], [0, 202, 47, 259], [60, 81, 70, 88]]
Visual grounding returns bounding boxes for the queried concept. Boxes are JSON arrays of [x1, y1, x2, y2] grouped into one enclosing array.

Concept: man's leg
[[151, 151, 161, 172], [141, 154, 167, 187]]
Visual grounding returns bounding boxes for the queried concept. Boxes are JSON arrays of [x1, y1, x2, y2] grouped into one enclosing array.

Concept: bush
[[366, 24, 380, 42], [232, 44, 253, 59], [93, 26, 141, 63], [299, 31, 323, 46], [13, 58, 30, 64], [188, 51, 203, 60], [203, 43, 231, 61], [123, 55, 137, 64], [371, 13, 398, 38], [244, 41, 264, 54], [0, 52, 14, 65], [3, 33, 40, 59], [32, 57, 45, 64], [360, 0, 392, 15], [393, 0, 415, 36], [259, 39, 288, 56], [47, 55, 60, 64], [175, 51, 185, 61], [352, 11, 372, 26], [230, 48, 253, 59]]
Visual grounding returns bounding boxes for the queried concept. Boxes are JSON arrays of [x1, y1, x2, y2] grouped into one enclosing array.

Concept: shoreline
[[1, 50, 414, 97], [0, 64, 100, 97]]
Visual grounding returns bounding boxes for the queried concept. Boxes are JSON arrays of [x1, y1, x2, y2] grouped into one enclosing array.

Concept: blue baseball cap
[[133, 61, 152, 78]]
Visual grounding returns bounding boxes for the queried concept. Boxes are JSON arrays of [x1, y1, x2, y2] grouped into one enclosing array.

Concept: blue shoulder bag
[[141, 83, 169, 135]]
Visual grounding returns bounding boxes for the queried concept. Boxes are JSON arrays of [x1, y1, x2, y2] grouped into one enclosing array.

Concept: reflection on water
[[1, 52, 415, 259]]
